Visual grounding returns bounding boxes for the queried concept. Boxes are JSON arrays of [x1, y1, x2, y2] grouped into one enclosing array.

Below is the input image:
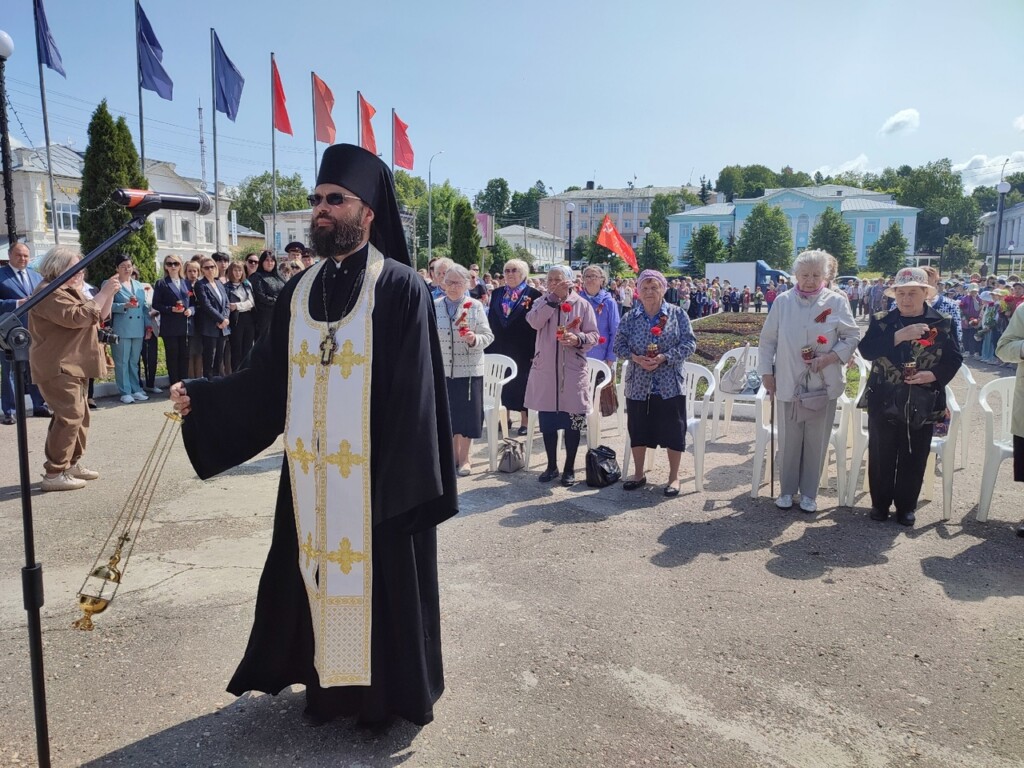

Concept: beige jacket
[[995, 302, 1024, 437], [28, 286, 106, 382]]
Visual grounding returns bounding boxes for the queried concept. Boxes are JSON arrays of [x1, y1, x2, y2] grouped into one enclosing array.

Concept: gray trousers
[[776, 399, 838, 500]]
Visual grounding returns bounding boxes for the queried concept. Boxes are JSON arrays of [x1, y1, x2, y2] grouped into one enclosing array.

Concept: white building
[[0, 138, 232, 265], [976, 202, 1024, 273], [495, 225, 566, 270]]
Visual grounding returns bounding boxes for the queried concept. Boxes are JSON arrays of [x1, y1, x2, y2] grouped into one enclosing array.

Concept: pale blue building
[[667, 185, 919, 269]]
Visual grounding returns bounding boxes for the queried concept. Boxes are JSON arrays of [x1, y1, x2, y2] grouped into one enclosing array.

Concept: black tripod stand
[[0, 211, 152, 768]]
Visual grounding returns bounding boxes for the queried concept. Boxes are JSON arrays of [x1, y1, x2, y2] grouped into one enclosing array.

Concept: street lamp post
[[565, 202, 575, 264], [427, 150, 443, 263], [643, 225, 652, 269], [0, 30, 17, 245], [938, 216, 949, 277], [993, 180, 1011, 277]]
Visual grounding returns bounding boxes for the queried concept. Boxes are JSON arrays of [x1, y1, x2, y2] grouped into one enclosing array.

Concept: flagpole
[[356, 90, 360, 147], [134, 0, 145, 176], [210, 28, 220, 251], [36, 61, 59, 246], [270, 53, 277, 257], [310, 71, 317, 185], [390, 107, 395, 174]]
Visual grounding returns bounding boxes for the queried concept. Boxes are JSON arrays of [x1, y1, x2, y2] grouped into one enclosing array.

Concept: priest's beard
[[311, 207, 367, 259]]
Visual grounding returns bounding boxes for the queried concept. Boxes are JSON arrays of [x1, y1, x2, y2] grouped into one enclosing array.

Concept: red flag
[[271, 58, 292, 135], [358, 92, 377, 155], [312, 72, 335, 144], [596, 214, 638, 272], [393, 111, 414, 170]]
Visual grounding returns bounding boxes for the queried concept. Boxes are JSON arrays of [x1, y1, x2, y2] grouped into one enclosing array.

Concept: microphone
[[111, 188, 213, 215]]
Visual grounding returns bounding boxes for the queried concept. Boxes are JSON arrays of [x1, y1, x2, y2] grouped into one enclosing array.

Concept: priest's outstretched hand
[[170, 381, 191, 417]]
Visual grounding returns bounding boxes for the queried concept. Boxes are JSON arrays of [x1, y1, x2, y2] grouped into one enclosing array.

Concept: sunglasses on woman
[[246, 259, 258, 265]]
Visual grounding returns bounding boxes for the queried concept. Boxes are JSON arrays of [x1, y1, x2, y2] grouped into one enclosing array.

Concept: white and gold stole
[[283, 246, 383, 686]]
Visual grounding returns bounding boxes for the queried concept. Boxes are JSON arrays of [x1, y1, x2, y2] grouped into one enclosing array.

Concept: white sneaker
[[799, 496, 818, 513], [40, 471, 87, 492], [132, 391, 149, 401], [145, 386, 163, 394], [775, 494, 794, 509], [457, 464, 472, 477], [120, 395, 135, 405], [68, 463, 100, 481]]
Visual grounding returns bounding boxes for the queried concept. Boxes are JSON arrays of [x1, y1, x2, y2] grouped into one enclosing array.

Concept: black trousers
[[867, 413, 933, 514], [163, 335, 190, 388], [229, 313, 256, 372], [201, 335, 227, 380], [139, 335, 159, 388]]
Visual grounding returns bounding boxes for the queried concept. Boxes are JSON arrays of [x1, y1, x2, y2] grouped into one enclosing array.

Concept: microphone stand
[[0, 211, 152, 768]]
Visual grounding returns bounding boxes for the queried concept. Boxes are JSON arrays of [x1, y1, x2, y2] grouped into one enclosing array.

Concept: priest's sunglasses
[[308, 192, 359, 207]]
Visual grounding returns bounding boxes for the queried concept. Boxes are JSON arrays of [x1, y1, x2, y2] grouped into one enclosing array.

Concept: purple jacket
[[524, 290, 599, 415]]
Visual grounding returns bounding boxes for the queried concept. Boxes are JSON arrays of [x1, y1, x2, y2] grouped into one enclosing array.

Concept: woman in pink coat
[[524, 265, 599, 486]]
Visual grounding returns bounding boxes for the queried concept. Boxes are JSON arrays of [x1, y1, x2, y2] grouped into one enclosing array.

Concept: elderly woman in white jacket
[[435, 263, 495, 476], [758, 249, 860, 513]]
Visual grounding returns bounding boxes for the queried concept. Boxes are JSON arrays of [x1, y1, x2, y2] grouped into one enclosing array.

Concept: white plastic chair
[[817, 391, 851, 503], [523, 357, 612, 468], [482, 354, 517, 471], [620, 362, 715, 491], [977, 377, 1016, 522], [956, 364, 978, 469], [843, 354, 873, 506], [750, 385, 776, 498], [711, 345, 760, 440], [919, 385, 960, 520], [616, 361, 628, 435]]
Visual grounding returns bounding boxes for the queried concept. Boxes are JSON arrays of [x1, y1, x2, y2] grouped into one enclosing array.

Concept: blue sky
[[4, 0, 1022, 199]]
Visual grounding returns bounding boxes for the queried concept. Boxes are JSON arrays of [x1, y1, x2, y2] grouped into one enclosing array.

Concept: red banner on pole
[[271, 58, 292, 135], [358, 92, 377, 155], [596, 214, 638, 272], [312, 73, 335, 143], [393, 111, 414, 170]]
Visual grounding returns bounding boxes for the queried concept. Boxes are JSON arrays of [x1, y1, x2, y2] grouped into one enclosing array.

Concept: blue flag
[[137, 3, 172, 100], [34, 0, 66, 78], [212, 32, 244, 122]]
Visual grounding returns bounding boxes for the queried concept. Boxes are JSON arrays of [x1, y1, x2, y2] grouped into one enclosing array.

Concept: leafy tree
[[393, 170, 427, 209], [562, 185, 582, 193], [813, 171, 825, 186], [474, 178, 510, 217], [867, 222, 910, 274], [893, 159, 978, 251], [808, 206, 857, 274], [777, 165, 814, 188], [417, 180, 466, 253], [971, 185, 998, 213], [511, 245, 535, 272], [79, 101, 158, 282], [507, 181, 548, 229], [741, 164, 778, 198], [698, 175, 711, 205], [449, 199, 481, 267], [648, 193, 682, 240], [725, 231, 737, 259], [715, 165, 744, 201], [734, 202, 792, 268], [489, 235, 515, 275], [638, 231, 670, 272], [686, 224, 726, 276], [232, 241, 264, 260], [233, 171, 309, 234], [941, 233, 976, 273]]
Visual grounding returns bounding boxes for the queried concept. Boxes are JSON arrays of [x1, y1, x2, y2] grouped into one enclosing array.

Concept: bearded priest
[[171, 144, 458, 728]]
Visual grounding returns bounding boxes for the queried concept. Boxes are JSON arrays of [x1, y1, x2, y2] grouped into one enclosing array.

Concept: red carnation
[[599, 336, 607, 344], [561, 302, 572, 313], [651, 326, 663, 336], [463, 301, 472, 308], [816, 335, 828, 344], [917, 338, 934, 348]]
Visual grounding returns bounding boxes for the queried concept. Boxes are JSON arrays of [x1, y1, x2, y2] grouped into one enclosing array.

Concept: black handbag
[[881, 383, 940, 431], [585, 445, 621, 487]]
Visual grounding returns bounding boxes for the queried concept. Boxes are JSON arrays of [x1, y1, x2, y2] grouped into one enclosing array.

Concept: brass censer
[[74, 412, 182, 630]]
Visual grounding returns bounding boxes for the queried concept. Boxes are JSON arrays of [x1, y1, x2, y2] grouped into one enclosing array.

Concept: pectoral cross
[[320, 328, 339, 366]]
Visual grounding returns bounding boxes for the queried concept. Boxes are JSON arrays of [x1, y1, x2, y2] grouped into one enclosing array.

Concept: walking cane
[[769, 366, 775, 498]]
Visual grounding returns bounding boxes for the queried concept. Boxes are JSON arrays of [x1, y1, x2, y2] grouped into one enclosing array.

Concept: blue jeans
[[1, 355, 45, 416], [981, 331, 995, 360], [112, 336, 143, 396]]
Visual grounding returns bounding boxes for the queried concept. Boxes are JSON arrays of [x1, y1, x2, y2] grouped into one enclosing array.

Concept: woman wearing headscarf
[[759, 249, 860, 513], [435, 264, 494, 476], [486, 258, 542, 435], [524, 264, 599, 486], [857, 267, 962, 527], [250, 250, 285, 339], [580, 264, 620, 368], [613, 269, 697, 496]]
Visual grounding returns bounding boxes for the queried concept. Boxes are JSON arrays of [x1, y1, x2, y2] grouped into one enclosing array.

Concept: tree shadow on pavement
[[82, 688, 420, 768], [498, 497, 629, 528], [764, 510, 903, 580], [919, 520, 1024, 601], [650, 492, 799, 568]]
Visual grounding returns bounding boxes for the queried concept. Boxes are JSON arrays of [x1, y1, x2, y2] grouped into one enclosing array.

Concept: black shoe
[[896, 509, 916, 527], [517, 425, 528, 436], [869, 508, 889, 521], [539, 468, 559, 482], [560, 471, 576, 487], [622, 476, 647, 491], [1017, 521, 1024, 539], [0, 414, 14, 425], [33, 406, 52, 418], [87, 399, 98, 410], [663, 483, 680, 497]]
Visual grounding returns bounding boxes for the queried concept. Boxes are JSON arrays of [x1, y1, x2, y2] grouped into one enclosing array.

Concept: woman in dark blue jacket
[[152, 254, 194, 387], [194, 256, 231, 379]]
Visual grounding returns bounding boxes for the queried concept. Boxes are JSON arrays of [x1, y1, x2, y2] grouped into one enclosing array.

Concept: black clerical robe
[[180, 245, 458, 726]]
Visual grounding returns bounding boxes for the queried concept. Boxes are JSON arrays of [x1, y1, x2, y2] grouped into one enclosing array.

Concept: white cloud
[[953, 151, 1024, 191], [878, 108, 920, 136], [813, 153, 873, 177], [1014, 115, 1024, 132]]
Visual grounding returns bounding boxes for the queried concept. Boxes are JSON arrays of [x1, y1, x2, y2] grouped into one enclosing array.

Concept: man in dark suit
[[0, 243, 50, 423]]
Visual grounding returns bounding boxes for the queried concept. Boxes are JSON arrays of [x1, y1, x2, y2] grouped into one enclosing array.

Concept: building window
[[865, 220, 878, 235], [609, 202, 619, 213], [44, 201, 80, 231], [639, 220, 646, 229], [154, 217, 166, 241], [181, 219, 191, 242], [638, 200, 650, 213], [580, 205, 588, 214], [579, 221, 588, 231], [623, 220, 632, 230], [593, 202, 604, 214], [205, 221, 214, 243], [623, 202, 633, 213], [682, 224, 691, 238]]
